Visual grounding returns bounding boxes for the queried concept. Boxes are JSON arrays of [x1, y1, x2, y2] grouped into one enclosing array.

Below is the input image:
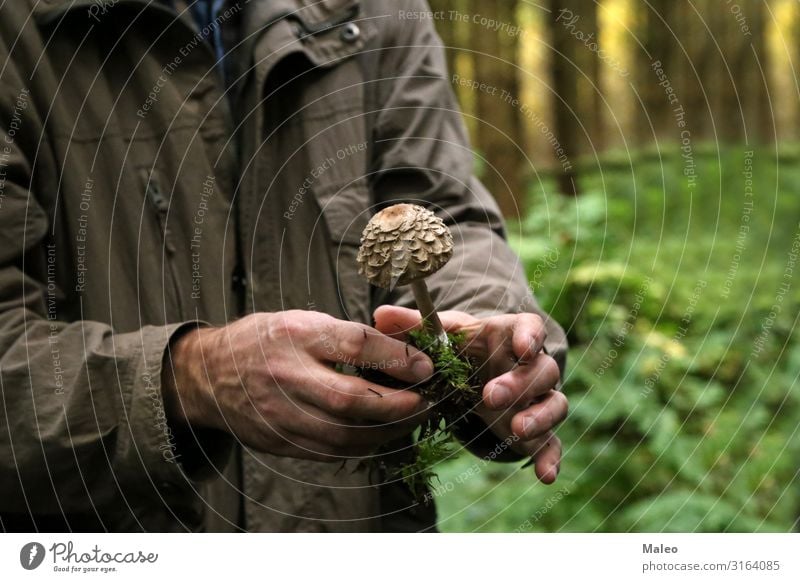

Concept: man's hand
[[162, 310, 434, 462], [374, 305, 567, 484]]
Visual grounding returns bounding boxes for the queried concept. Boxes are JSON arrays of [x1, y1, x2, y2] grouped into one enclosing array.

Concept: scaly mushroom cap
[[357, 203, 454, 289]]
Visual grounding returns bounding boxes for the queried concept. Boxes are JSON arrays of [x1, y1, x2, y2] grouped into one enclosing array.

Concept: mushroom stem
[[411, 280, 449, 346]]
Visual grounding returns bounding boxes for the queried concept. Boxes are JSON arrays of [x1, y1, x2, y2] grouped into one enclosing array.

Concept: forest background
[[421, 0, 800, 532]]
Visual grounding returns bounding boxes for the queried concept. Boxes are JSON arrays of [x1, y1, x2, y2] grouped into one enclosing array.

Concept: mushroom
[[357, 203, 454, 344]]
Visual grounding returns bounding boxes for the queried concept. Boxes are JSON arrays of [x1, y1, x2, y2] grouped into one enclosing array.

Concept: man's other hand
[[374, 305, 567, 484]]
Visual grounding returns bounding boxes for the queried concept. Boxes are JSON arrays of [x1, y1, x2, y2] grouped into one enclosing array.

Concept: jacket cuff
[[123, 322, 233, 492]]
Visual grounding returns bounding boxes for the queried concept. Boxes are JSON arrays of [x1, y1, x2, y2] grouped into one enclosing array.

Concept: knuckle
[[313, 316, 334, 345], [317, 320, 339, 356], [522, 313, 546, 343], [280, 312, 309, 338], [336, 325, 367, 359], [325, 383, 356, 414], [526, 312, 545, 328], [264, 313, 296, 344], [274, 310, 329, 342]]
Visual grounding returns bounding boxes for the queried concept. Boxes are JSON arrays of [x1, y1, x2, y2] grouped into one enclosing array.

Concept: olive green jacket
[[0, 0, 566, 532]]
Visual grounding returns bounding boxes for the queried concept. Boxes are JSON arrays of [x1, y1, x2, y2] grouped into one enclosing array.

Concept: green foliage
[[398, 426, 454, 502], [408, 329, 475, 399], [400, 329, 482, 499], [365, 328, 481, 500], [435, 146, 800, 532]]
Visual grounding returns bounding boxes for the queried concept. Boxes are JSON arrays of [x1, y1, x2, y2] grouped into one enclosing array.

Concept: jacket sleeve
[[369, 0, 567, 369], [368, 0, 567, 460], [0, 66, 230, 518]]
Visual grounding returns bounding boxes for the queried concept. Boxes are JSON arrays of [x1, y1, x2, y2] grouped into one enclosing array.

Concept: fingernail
[[489, 384, 513, 409], [523, 415, 537, 437], [412, 358, 434, 380]]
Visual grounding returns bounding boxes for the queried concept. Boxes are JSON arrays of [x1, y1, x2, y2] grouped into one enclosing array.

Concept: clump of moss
[[361, 326, 481, 500]]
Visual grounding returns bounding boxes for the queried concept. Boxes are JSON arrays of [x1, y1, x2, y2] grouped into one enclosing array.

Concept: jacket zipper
[[178, 6, 247, 317], [146, 173, 185, 320]]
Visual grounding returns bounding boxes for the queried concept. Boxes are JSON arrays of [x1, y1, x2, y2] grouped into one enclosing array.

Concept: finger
[[438, 310, 481, 330], [510, 390, 569, 439], [373, 305, 480, 340], [447, 315, 520, 372], [300, 364, 430, 424], [243, 406, 397, 462], [277, 397, 420, 451], [223, 411, 361, 463], [475, 313, 546, 372], [483, 352, 561, 410], [315, 319, 434, 384], [514, 432, 561, 483], [373, 305, 423, 340], [510, 312, 547, 363], [533, 433, 561, 484], [270, 431, 372, 462]]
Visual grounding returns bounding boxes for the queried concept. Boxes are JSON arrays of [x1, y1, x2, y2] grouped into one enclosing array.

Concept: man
[[0, 0, 568, 532]]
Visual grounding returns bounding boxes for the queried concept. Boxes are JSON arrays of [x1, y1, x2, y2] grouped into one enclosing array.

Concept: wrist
[[162, 325, 222, 430]]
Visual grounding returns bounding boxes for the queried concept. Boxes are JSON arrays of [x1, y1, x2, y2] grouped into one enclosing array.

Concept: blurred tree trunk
[[795, 0, 800, 142], [579, 0, 604, 152], [549, 0, 585, 196], [472, 0, 527, 217], [636, 0, 678, 144], [716, 1, 744, 143], [767, 0, 800, 143], [709, 1, 772, 144], [717, 5, 738, 142], [742, 2, 773, 144], [680, 1, 715, 141], [708, 0, 730, 141]]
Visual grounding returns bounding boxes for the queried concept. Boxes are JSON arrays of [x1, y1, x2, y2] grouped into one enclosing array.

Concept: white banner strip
[[1, 534, 798, 581]]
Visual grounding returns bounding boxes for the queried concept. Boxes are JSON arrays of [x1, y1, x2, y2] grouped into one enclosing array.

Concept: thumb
[[373, 305, 423, 340]]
